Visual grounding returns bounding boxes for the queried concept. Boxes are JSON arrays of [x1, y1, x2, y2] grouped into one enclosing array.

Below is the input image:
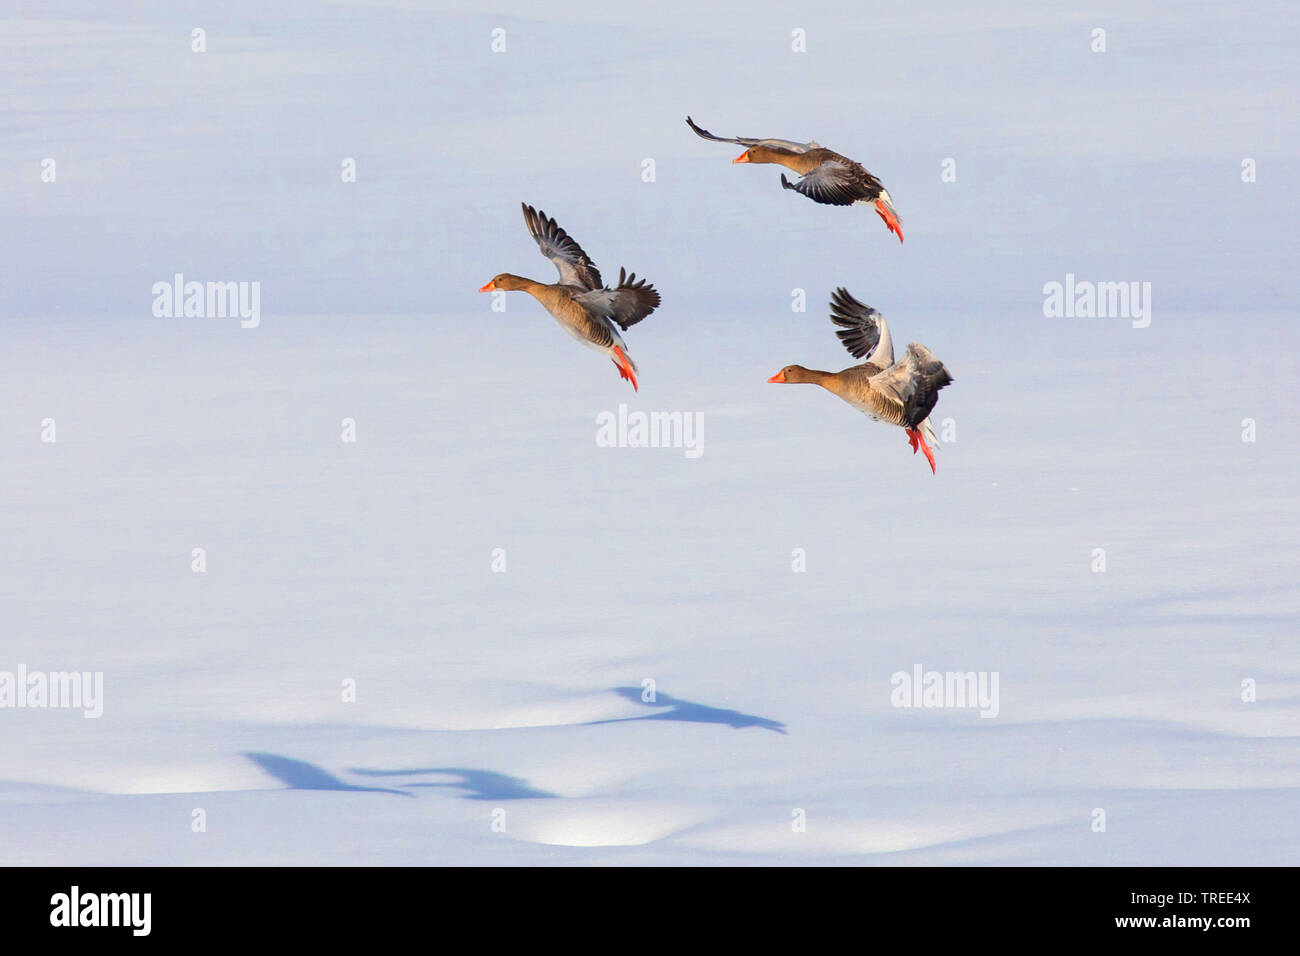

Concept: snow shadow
[[587, 687, 788, 734], [244, 752, 555, 800], [244, 752, 411, 796], [348, 767, 556, 800]]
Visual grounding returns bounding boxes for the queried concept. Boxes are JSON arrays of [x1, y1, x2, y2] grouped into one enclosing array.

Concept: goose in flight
[[686, 116, 903, 242], [768, 289, 952, 472], [479, 204, 660, 390]]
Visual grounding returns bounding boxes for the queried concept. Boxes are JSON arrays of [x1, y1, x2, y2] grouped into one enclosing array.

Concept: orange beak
[[478, 280, 496, 293], [768, 370, 786, 383], [732, 150, 751, 164]]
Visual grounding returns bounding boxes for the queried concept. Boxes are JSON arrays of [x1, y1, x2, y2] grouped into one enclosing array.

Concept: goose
[[479, 204, 660, 390], [686, 116, 903, 242], [768, 289, 952, 472]]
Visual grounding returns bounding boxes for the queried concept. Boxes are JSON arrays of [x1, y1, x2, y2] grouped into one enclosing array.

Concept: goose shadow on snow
[[585, 687, 788, 734], [244, 688, 784, 798]]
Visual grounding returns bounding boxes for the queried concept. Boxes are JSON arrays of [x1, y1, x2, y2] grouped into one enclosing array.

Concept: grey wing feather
[[685, 116, 817, 153], [829, 287, 892, 363], [572, 267, 661, 331], [780, 161, 867, 206], [521, 203, 603, 290], [868, 344, 954, 429]]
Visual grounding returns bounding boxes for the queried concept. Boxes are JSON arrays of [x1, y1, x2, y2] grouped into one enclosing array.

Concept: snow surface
[[1, 0, 1298, 864]]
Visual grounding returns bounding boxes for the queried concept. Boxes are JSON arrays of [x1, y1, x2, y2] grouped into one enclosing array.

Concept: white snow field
[[2, 1, 1298, 865]]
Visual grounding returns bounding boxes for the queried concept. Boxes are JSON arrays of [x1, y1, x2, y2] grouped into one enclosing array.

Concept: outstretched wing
[[521, 203, 603, 290], [829, 287, 894, 366], [685, 116, 818, 153], [780, 160, 881, 206], [572, 268, 661, 331], [868, 343, 953, 429]]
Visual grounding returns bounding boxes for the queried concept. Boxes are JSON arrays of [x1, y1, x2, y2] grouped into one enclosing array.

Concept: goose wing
[[522, 203, 603, 291], [571, 268, 661, 331], [685, 116, 819, 153], [867, 344, 953, 429], [780, 160, 883, 206], [829, 287, 894, 367]]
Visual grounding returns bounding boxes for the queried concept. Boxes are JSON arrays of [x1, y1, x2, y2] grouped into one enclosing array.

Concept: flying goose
[[686, 116, 903, 242], [479, 204, 660, 390], [768, 289, 952, 472]]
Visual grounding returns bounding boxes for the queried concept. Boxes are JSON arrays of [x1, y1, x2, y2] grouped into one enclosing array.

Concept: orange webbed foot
[[915, 430, 936, 474], [874, 200, 904, 243], [611, 347, 638, 391]]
